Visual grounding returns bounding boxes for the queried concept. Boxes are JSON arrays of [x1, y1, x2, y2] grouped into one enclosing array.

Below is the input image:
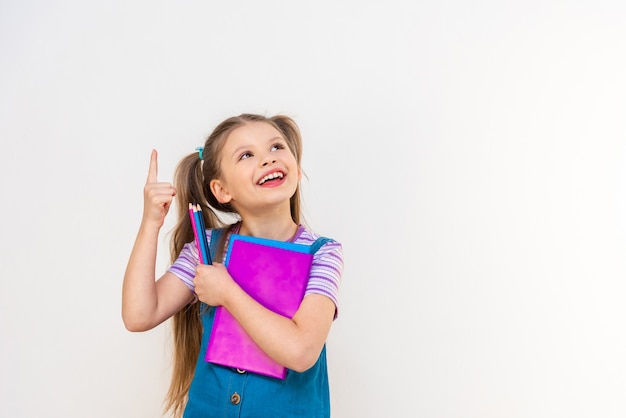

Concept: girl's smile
[[257, 169, 285, 186]]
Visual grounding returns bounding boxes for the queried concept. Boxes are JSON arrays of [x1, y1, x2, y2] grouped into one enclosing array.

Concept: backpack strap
[[310, 236, 334, 254]]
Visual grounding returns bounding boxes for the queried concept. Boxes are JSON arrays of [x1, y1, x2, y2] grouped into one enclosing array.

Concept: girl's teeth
[[259, 172, 284, 185]]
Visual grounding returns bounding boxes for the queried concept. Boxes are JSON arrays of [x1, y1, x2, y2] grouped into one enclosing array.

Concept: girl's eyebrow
[[265, 136, 285, 144], [231, 145, 249, 159]]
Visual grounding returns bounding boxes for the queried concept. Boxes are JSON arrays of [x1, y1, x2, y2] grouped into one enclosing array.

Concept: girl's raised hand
[[143, 150, 176, 228]]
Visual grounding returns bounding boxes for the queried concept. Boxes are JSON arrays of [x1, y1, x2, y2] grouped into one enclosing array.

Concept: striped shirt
[[168, 225, 343, 316]]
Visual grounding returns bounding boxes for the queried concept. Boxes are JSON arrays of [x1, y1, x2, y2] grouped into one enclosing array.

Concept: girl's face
[[210, 121, 301, 214]]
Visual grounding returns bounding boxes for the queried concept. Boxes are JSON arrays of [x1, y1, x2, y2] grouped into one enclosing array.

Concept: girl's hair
[[164, 114, 304, 417]]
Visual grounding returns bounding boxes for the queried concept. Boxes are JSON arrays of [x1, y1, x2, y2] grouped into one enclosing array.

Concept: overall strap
[[208, 227, 226, 262], [310, 237, 334, 254], [211, 227, 331, 256]]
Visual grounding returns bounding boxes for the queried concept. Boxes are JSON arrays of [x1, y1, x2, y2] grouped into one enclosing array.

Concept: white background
[[1, 1, 626, 417]]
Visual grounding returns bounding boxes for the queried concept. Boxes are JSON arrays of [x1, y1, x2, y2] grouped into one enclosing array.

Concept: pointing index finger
[[147, 149, 158, 183]]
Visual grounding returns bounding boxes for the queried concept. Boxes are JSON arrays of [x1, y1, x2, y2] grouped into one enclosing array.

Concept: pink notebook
[[205, 234, 314, 379]]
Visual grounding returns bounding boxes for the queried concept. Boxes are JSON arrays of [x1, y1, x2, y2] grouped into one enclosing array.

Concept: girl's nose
[[261, 156, 277, 166]]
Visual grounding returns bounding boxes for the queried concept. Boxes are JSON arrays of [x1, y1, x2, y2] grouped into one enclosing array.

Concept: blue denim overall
[[183, 229, 333, 418]]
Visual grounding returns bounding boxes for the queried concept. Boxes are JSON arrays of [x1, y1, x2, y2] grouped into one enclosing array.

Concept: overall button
[[230, 392, 241, 405], [236, 369, 246, 374]]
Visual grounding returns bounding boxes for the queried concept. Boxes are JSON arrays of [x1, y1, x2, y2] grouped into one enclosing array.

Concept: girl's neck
[[237, 217, 299, 242]]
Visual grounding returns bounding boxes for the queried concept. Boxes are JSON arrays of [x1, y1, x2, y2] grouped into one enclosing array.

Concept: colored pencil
[[196, 204, 212, 264], [188, 203, 203, 261]]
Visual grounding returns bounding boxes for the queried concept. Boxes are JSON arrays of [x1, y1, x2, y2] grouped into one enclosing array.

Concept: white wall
[[1, 1, 626, 417]]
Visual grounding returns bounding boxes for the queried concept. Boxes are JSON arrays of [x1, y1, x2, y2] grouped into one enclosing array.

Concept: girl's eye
[[239, 151, 252, 160], [271, 143, 285, 152]]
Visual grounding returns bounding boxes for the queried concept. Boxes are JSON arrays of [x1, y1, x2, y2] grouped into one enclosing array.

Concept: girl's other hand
[[194, 263, 235, 306], [143, 150, 176, 228]]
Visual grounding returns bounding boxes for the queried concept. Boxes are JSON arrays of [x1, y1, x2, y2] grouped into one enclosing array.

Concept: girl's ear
[[210, 179, 232, 204]]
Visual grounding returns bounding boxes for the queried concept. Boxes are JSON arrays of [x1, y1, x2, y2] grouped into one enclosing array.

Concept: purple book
[[205, 234, 313, 379]]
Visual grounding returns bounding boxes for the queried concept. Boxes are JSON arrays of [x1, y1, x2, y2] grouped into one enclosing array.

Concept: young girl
[[122, 114, 343, 418]]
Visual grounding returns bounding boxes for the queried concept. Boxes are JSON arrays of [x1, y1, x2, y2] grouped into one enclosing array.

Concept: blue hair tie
[[195, 146, 204, 160]]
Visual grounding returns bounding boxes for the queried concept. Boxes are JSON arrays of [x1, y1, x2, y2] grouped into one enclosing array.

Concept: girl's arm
[[122, 150, 193, 332], [194, 263, 336, 373]]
